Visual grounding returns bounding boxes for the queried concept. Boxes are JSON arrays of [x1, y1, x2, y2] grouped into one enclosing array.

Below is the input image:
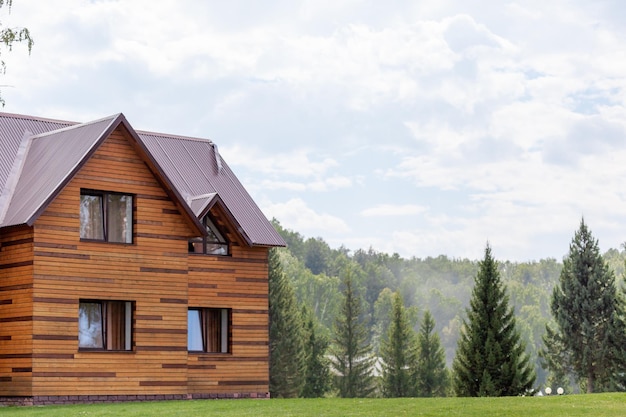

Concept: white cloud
[[220, 145, 338, 178], [4, 0, 626, 262], [263, 198, 350, 235], [257, 176, 352, 192], [361, 204, 428, 217]]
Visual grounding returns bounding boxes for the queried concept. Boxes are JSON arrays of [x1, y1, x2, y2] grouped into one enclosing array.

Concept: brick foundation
[[0, 392, 271, 406]]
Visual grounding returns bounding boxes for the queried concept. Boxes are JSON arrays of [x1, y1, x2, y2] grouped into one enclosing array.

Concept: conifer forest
[[268, 219, 626, 397]]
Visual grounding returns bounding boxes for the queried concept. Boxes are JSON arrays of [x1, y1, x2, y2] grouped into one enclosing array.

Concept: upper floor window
[[80, 190, 133, 243], [78, 300, 133, 351], [189, 215, 228, 255]]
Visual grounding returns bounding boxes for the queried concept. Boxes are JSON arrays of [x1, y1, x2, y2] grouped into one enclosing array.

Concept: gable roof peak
[[30, 113, 121, 140], [0, 115, 128, 227]]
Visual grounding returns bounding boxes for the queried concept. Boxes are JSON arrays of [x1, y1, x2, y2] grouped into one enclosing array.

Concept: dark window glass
[[189, 215, 228, 255], [79, 300, 133, 351], [80, 191, 133, 243]]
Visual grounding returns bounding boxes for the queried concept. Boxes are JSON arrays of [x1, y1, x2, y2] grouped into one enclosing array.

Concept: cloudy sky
[[3, 0, 626, 261]]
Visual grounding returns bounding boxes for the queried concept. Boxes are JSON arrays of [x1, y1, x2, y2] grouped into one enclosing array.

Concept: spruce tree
[[330, 266, 375, 397], [415, 310, 449, 397], [269, 248, 305, 397], [547, 219, 626, 393], [380, 292, 418, 397], [540, 325, 575, 393], [453, 244, 535, 396], [300, 308, 332, 397]]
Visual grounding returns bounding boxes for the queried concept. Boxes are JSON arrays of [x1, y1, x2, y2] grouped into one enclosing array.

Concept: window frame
[[188, 214, 229, 256], [80, 189, 134, 244], [187, 307, 231, 354], [78, 299, 134, 352]]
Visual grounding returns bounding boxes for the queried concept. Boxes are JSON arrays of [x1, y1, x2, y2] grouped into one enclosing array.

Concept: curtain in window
[[188, 310, 204, 351], [188, 308, 229, 352], [106, 301, 126, 350], [207, 309, 222, 353], [107, 194, 133, 243], [80, 195, 104, 240], [78, 302, 104, 348]]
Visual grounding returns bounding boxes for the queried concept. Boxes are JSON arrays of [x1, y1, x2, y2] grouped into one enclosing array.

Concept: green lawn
[[1, 394, 625, 416]]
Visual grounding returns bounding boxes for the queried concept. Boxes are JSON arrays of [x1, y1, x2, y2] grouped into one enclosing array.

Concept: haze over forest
[[272, 219, 626, 387]]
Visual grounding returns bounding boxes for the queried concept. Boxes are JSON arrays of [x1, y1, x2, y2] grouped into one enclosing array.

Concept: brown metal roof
[[0, 113, 73, 192], [138, 132, 285, 247], [2, 116, 120, 226], [0, 112, 285, 247]]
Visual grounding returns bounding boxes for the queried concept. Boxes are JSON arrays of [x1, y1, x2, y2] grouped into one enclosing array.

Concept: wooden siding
[[0, 226, 34, 396], [1, 126, 271, 398], [187, 245, 269, 394]]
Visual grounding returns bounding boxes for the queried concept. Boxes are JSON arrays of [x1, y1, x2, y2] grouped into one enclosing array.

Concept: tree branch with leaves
[[0, 0, 33, 105]]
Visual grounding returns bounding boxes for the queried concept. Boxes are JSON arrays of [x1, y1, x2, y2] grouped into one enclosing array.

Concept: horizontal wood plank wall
[[0, 226, 34, 396], [187, 244, 270, 395], [31, 127, 196, 396], [2, 125, 272, 400]]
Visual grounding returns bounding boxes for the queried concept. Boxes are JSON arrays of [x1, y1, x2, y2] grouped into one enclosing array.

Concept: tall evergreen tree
[[380, 292, 417, 397], [415, 310, 449, 397], [330, 266, 376, 397], [546, 219, 626, 393], [300, 308, 332, 398], [540, 325, 576, 393], [453, 244, 535, 396], [269, 248, 305, 397]]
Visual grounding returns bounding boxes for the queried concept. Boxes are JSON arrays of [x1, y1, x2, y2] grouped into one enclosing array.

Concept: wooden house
[[0, 112, 285, 405]]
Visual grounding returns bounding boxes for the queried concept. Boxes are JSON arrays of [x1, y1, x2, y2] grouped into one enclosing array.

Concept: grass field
[[1, 394, 625, 416]]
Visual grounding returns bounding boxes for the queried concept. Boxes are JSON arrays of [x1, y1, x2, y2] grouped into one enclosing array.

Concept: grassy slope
[[2, 394, 625, 417]]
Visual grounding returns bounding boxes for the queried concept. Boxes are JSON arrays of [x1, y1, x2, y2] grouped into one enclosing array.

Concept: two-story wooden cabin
[[0, 112, 285, 405]]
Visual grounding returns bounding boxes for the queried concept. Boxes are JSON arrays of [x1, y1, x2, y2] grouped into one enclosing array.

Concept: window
[[188, 215, 228, 255], [78, 300, 133, 351], [80, 190, 133, 243], [188, 308, 231, 353]]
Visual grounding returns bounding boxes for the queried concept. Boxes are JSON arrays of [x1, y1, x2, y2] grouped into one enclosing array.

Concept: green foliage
[[300, 308, 332, 398], [330, 266, 376, 398], [547, 219, 626, 393], [453, 244, 536, 396], [380, 292, 418, 397], [271, 219, 307, 260], [372, 287, 395, 354], [540, 325, 576, 393], [278, 248, 340, 332], [269, 248, 305, 398], [304, 237, 332, 275], [0, 0, 33, 106], [270, 222, 626, 393], [415, 310, 450, 397]]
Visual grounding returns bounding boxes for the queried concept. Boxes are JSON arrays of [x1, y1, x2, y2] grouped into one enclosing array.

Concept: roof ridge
[[0, 111, 78, 126], [0, 131, 33, 223], [31, 113, 121, 140], [137, 129, 214, 144]]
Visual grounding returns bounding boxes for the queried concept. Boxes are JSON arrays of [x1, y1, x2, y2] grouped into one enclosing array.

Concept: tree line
[[268, 218, 626, 397]]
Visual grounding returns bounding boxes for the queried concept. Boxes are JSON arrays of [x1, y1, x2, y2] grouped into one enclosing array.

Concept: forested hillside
[[272, 220, 626, 387]]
